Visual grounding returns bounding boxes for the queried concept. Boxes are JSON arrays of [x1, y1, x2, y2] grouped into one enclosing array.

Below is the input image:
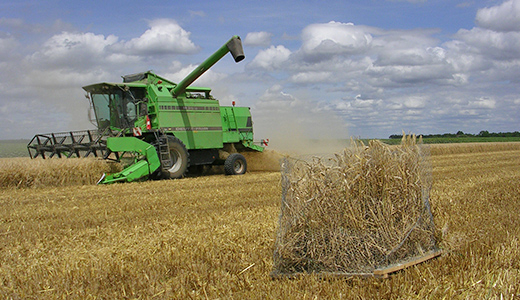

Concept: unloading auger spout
[[171, 35, 244, 97]]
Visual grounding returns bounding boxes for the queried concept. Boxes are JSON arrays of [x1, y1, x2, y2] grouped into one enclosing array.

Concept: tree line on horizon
[[389, 130, 520, 139]]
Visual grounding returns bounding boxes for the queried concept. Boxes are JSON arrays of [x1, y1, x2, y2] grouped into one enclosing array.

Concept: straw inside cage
[[272, 135, 439, 277]]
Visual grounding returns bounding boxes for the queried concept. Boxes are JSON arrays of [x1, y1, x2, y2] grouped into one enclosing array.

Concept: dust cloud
[[253, 87, 350, 156]]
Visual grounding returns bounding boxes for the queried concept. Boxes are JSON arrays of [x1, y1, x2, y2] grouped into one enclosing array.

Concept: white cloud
[[301, 21, 373, 58], [476, 0, 520, 32], [244, 31, 272, 47], [352, 98, 379, 108], [23, 69, 112, 89], [365, 64, 456, 86], [0, 18, 208, 139], [255, 84, 299, 110], [26, 19, 201, 74], [0, 36, 18, 58], [470, 97, 496, 109], [29, 32, 120, 69], [248, 45, 291, 70], [290, 71, 331, 83], [443, 40, 490, 73], [372, 29, 442, 66], [123, 19, 199, 55], [376, 48, 438, 66], [403, 96, 427, 109], [162, 63, 228, 87], [454, 27, 520, 60]]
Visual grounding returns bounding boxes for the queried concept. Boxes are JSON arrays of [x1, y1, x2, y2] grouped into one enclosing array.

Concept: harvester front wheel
[[161, 136, 189, 179], [224, 153, 247, 175]]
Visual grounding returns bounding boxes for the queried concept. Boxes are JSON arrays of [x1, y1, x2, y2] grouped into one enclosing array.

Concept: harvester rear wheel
[[161, 136, 189, 179], [224, 153, 247, 175]]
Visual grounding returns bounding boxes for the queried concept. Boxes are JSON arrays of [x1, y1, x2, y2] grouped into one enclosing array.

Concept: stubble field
[[0, 143, 519, 299]]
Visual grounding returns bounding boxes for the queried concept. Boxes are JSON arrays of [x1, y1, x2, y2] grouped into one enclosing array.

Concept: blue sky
[[0, 0, 519, 144]]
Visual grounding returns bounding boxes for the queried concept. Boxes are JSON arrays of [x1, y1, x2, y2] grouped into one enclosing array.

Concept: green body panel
[[221, 106, 252, 143], [156, 98, 223, 149], [220, 106, 264, 152], [100, 137, 161, 184]]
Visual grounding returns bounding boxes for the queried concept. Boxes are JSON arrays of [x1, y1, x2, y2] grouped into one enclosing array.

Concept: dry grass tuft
[[273, 135, 438, 276], [0, 158, 121, 188]]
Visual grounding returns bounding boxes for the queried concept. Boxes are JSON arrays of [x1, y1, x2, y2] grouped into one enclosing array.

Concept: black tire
[[224, 153, 247, 175], [160, 136, 189, 179]]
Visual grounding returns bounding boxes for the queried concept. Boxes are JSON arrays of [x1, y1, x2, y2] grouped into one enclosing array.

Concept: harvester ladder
[[154, 131, 172, 169]]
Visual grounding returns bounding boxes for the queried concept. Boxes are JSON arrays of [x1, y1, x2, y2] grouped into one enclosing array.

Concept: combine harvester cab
[[27, 36, 267, 184]]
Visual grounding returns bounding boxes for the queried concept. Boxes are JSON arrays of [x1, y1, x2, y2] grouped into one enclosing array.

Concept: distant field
[[0, 140, 29, 158], [380, 136, 520, 145], [0, 143, 519, 298]]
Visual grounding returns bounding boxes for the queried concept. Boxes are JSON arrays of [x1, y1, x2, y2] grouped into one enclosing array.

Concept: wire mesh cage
[[272, 136, 439, 277]]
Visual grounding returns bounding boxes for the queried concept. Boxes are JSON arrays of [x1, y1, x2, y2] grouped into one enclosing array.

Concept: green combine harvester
[[27, 36, 267, 184]]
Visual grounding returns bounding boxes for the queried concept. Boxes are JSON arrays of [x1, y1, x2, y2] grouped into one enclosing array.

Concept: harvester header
[[27, 35, 267, 184]]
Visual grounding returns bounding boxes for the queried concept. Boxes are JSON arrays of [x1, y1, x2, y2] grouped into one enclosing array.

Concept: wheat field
[[0, 143, 519, 299]]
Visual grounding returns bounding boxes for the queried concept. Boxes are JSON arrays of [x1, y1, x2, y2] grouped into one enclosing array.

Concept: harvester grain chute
[[27, 35, 267, 184]]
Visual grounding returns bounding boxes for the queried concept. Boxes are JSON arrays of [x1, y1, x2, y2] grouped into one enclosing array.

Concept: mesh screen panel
[[272, 137, 438, 276]]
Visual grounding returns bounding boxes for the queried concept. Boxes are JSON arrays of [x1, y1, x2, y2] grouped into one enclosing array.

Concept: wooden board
[[373, 250, 442, 278], [271, 249, 443, 280], [271, 271, 375, 280]]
